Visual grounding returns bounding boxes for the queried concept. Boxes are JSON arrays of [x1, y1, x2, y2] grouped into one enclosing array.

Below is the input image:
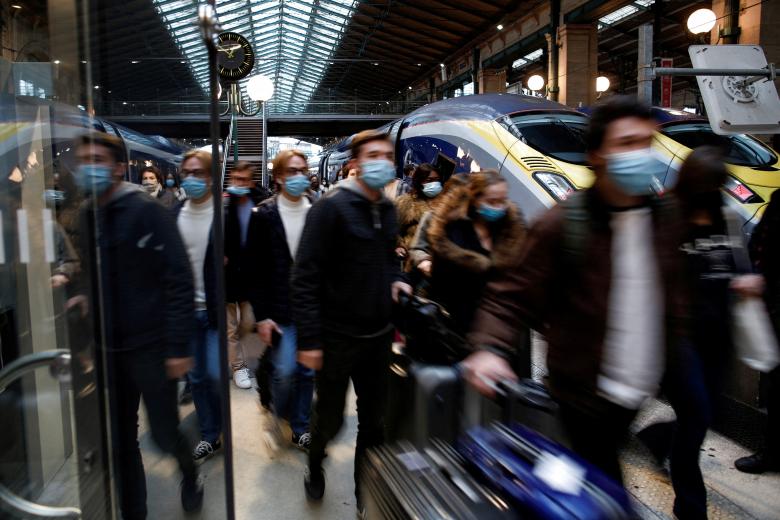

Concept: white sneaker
[[233, 367, 253, 389]]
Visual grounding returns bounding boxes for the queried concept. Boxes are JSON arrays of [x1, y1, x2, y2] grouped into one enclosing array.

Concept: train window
[[661, 123, 777, 168], [506, 113, 589, 165]]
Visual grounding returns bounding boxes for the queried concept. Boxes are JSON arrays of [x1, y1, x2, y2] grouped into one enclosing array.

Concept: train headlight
[[723, 176, 764, 204], [533, 172, 576, 201]]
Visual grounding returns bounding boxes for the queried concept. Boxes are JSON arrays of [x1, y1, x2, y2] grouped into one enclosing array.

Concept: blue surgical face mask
[[422, 181, 442, 198], [360, 160, 395, 190], [226, 185, 250, 197], [166, 178, 176, 188], [284, 174, 310, 197], [477, 203, 507, 222], [76, 164, 115, 197], [605, 148, 667, 196], [181, 176, 208, 199]]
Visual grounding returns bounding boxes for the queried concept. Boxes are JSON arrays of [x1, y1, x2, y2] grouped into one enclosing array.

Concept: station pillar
[[555, 24, 598, 107], [478, 68, 507, 93]]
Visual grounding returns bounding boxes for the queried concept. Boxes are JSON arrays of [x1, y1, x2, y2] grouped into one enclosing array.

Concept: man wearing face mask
[[291, 130, 412, 513], [224, 162, 267, 390], [249, 150, 315, 451], [72, 133, 203, 517], [464, 96, 688, 484], [175, 150, 224, 462]]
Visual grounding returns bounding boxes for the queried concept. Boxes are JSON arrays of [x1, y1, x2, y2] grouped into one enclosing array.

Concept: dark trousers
[[558, 397, 637, 484], [108, 348, 196, 520], [308, 331, 393, 499], [765, 365, 780, 461]]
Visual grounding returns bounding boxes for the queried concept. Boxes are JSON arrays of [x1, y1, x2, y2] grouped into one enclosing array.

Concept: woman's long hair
[[675, 146, 728, 224]]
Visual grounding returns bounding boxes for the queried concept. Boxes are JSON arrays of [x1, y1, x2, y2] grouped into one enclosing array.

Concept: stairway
[[223, 117, 265, 187]]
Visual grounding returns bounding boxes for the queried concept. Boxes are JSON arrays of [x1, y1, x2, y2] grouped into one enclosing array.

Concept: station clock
[[216, 32, 255, 82]]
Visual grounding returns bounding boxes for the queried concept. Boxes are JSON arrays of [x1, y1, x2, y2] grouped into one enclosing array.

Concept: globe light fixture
[[246, 74, 275, 102], [527, 74, 545, 92], [596, 76, 611, 93], [687, 8, 716, 35]]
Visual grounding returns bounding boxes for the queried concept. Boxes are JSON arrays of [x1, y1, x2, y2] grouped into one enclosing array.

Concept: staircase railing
[[221, 116, 234, 188]]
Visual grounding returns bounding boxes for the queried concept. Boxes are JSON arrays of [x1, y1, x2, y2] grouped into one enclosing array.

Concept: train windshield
[[505, 112, 589, 165], [661, 123, 777, 168]]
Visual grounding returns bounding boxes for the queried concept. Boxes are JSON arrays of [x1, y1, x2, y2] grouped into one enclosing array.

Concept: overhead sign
[[660, 58, 673, 108]]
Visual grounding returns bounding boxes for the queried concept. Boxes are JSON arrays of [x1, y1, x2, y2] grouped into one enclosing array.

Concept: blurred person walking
[[72, 133, 203, 517], [165, 172, 187, 201], [309, 173, 325, 200], [176, 150, 224, 461], [395, 163, 444, 269], [251, 150, 316, 450], [224, 162, 267, 389], [291, 130, 412, 514], [140, 165, 177, 209], [465, 96, 688, 484]]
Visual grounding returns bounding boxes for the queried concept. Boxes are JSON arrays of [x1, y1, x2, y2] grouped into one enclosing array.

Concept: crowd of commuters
[[61, 94, 780, 520]]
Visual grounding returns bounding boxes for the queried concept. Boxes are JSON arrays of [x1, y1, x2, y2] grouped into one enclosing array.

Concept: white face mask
[[142, 180, 159, 194]]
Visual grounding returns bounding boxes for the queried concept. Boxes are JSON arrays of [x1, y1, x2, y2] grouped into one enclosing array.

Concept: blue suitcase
[[457, 422, 633, 519]]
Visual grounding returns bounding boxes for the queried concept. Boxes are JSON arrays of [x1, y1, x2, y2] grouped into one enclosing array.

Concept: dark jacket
[[291, 181, 403, 350], [469, 189, 689, 411], [751, 189, 780, 324], [426, 200, 526, 335], [155, 188, 178, 209], [224, 194, 261, 302], [249, 197, 299, 325], [174, 201, 220, 328], [79, 183, 194, 358]]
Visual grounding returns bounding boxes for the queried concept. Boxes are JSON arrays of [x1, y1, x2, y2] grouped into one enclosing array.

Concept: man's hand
[[165, 357, 193, 379], [395, 247, 408, 259], [257, 319, 282, 346], [391, 281, 413, 303], [731, 274, 765, 298], [51, 274, 69, 288], [461, 350, 518, 398], [417, 259, 432, 277], [298, 349, 323, 371]]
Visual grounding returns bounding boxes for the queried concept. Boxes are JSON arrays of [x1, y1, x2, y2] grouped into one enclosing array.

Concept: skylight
[[511, 48, 544, 70], [153, 0, 358, 112], [598, 0, 655, 31]]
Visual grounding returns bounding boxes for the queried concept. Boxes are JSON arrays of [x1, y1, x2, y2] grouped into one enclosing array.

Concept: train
[[318, 93, 780, 236]]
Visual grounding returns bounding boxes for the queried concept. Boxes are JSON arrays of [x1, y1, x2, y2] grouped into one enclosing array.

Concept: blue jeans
[[189, 310, 222, 444], [270, 324, 314, 436]]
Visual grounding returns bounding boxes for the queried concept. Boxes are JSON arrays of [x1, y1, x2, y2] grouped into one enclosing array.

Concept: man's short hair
[[182, 150, 213, 174], [272, 149, 307, 180], [76, 132, 126, 164], [232, 161, 254, 175], [350, 129, 392, 159], [586, 95, 655, 152]]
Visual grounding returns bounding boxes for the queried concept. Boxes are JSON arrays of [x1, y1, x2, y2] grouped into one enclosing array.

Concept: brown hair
[[140, 165, 162, 184], [76, 132, 126, 164], [272, 149, 308, 181], [182, 150, 212, 174], [466, 169, 506, 205], [232, 161, 254, 174], [350, 129, 392, 159]]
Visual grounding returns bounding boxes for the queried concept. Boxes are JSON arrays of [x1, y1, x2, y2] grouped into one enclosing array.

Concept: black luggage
[[361, 439, 518, 520]]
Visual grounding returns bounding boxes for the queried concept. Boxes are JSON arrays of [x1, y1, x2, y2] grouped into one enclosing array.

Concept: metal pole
[[548, 0, 560, 102], [652, 66, 776, 78], [637, 23, 654, 104], [232, 84, 239, 165], [262, 100, 268, 188]]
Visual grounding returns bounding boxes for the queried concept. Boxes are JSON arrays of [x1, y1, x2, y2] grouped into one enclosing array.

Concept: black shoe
[[181, 474, 204, 512], [356, 495, 366, 519], [735, 452, 780, 474], [193, 439, 222, 461], [304, 465, 325, 500], [292, 432, 312, 452]]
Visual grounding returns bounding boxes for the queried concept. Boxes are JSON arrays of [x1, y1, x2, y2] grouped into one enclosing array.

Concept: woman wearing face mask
[[424, 170, 526, 337], [395, 163, 442, 269], [141, 166, 177, 209], [249, 149, 316, 450], [636, 146, 764, 519], [165, 172, 187, 202]]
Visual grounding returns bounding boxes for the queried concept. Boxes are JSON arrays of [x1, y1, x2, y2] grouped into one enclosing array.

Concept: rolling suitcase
[[457, 422, 633, 520], [361, 439, 518, 520]]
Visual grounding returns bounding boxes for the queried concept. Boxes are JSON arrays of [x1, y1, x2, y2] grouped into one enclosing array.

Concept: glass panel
[[508, 113, 591, 165]]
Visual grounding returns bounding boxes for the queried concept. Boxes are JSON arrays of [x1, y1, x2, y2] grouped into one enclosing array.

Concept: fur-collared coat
[[425, 193, 526, 333], [396, 193, 434, 251]]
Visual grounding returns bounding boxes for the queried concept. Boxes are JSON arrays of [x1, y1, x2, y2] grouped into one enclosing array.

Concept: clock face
[[217, 32, 255, 82]]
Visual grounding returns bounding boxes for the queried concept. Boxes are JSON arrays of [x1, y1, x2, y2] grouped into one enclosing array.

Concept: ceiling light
[[417, 63, 422, 67], [596, 76, 611, 93], [53, 60, 60, 64], [497, 24, 504, 30], [94, 85, 100, 89], [246, 74, 274, 102], [131, 60, 140, 64], [373, 62, 379, 66], [180, 60, 186, 64], [687, 8, 716, 34], [408, 86, 412, 90], [122, 102, 128, 105], [11, 4, 21, 9], [527, 74, 545, 92], [440, 63, 445, 68], [81, 60, 87, 64]]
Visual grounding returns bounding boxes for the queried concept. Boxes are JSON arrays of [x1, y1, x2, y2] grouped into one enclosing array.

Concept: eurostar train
[[1, 96, 185, 188], [320, 93, 675, 223], [651, 107, 780, 235]]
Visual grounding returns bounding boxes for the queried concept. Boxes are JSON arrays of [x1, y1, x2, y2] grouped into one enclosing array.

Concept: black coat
[[248, 197, 296, 325], [291, 185, 403, 350], [79, 184, 194, 357], [224, 194, 262, 302]]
